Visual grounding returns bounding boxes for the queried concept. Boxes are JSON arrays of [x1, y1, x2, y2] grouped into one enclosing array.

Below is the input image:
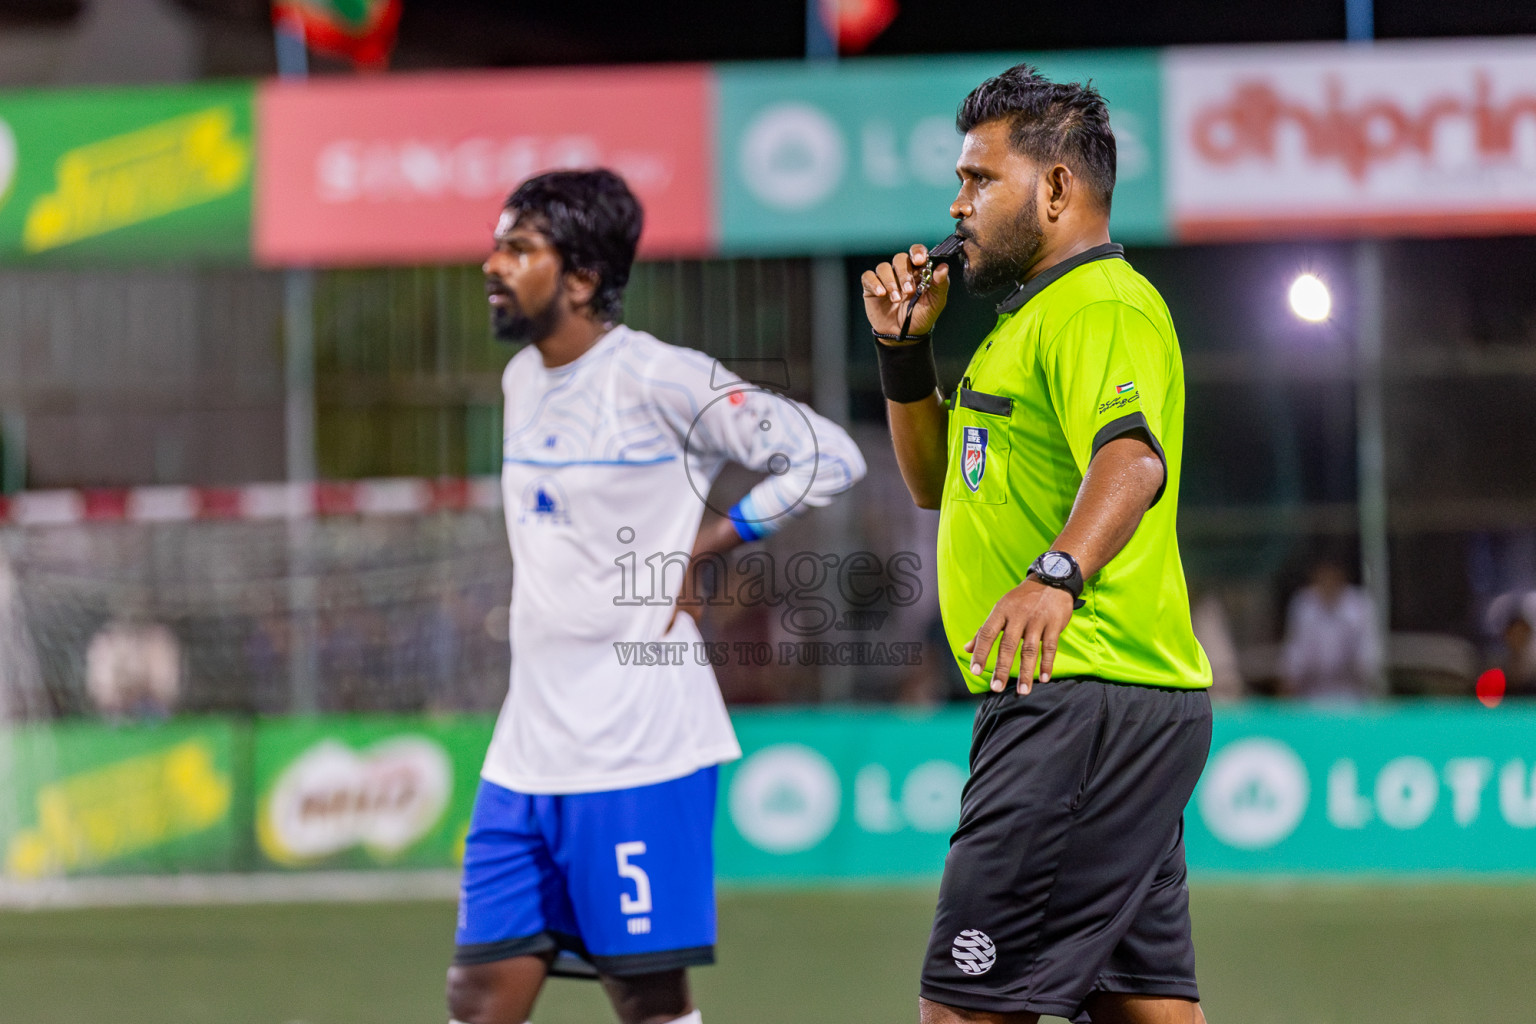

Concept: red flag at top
[[825, 0, 899, 55], [272, 0, 402, 71]]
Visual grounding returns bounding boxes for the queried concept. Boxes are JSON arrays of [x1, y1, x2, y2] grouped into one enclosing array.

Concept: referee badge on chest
[[962, 426, 988, 492]]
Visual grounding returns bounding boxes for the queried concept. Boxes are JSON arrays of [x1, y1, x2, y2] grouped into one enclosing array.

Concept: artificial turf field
[[4, 884, 1536, 1023]]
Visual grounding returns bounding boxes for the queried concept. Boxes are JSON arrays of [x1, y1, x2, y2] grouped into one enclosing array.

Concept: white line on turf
[[0, 870, 462, 910]]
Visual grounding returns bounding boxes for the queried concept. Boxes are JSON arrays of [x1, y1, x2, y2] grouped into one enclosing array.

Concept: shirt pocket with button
[[948, 388, 1012, 505]]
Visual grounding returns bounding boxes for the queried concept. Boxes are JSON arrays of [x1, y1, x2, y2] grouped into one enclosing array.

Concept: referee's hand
[[965, 579, 1076, 695], [861, 244, 950, 340]]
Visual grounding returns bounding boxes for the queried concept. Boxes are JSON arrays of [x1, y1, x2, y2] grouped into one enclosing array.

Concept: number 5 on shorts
[[616, 841, 652, 915]]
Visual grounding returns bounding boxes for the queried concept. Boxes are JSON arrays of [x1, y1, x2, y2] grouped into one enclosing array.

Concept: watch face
[[1041, 553, 1072, 579]]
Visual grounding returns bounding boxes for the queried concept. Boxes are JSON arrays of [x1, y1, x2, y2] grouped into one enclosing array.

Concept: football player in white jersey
[[446, 169, 866, 1024]]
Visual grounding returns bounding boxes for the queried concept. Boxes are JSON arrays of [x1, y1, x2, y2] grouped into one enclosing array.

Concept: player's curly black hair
[[504, 169, 643, 322], [956, 63, 1117, 213]]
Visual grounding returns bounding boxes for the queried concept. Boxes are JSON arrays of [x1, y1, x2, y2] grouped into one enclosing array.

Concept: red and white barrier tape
[[0, 477, 503, 526]]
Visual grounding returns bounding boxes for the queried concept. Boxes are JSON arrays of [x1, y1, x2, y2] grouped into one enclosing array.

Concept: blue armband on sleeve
[[728, 497, 772, 543]]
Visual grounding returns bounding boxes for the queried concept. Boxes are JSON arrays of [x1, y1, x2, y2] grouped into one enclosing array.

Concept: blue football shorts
[[453, 766, 718, 977]]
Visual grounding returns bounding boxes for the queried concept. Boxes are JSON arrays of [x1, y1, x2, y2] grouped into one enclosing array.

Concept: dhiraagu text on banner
[[0, 719, 239, 879], [714, 51, 1167, 255], [0, 81, 253, 264]]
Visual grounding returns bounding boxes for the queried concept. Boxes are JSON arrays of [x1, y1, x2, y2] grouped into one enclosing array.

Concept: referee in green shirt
[[862, 65, 1214, 1024]]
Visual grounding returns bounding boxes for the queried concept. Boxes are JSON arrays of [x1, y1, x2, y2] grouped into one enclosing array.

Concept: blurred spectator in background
[[86, 616, 181, 719], [1486, 591, 1536, 697], [1190, 586, 1244, 700], [1280, 555, 1381, 702]]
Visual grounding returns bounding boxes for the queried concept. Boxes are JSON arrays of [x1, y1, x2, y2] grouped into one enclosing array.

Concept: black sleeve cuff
[[875, 335, 940, 404], [1091, 411, 1167, 507]]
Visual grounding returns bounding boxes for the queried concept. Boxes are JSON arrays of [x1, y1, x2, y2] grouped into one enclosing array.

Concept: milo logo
[[258, 736, 452, 865]]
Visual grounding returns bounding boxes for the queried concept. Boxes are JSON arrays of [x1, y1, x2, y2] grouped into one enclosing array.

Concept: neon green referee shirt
[[936, 242, 1213, 692]]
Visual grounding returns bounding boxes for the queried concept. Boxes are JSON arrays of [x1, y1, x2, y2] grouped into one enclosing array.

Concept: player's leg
[[600, 967, 696, 1024], [558, 766, 720, 1023], [447, 779, 577, 1024], [447, 954, 553, 1024]]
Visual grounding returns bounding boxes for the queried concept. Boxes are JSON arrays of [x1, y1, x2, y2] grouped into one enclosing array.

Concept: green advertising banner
[[5, 705, 1533, 883], [716, 709, 971, 882], [252, 715, 492, 871], [1187, 705, 1536, 875], [714, 51, 1167, 255], [0, 81, 254, 263], [0, 718, 240, 879], [719, 704, 1536, 882]]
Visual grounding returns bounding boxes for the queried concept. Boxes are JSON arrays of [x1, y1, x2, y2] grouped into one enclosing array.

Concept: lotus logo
[[739, 103, 845, 211], [0, 117, 15, 211], [1197, 737, 1310, 850], [728, 743, 841, 854]]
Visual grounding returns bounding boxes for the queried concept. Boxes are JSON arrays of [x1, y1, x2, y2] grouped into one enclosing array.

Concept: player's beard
[[491, 284, 563, 345], [963, 195, 1044, 297]]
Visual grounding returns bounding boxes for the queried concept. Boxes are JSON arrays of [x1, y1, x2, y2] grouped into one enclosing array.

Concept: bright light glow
[[1289, 274, 1332, 322]]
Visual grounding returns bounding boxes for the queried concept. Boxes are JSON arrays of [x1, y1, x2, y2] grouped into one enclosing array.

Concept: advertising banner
[[254, 67, 713, 266], [252, 715, 492, 870], [4, 705, 1533, 883], [1188, 704, 1536, 874], [722, 704, 1536, 882], [715, 51, 1167, 255], [0, 82, 254, 263], [716, 709, 971, 882], [1166, 40, 1536, 240], [0, 719, 240, 878]]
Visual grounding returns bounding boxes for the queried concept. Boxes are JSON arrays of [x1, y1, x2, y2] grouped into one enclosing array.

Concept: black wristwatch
[[1028, 550, 1085, 609]]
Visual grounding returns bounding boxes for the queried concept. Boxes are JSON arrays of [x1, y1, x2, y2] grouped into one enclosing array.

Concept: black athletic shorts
[[920, 677, 1212, 1023]]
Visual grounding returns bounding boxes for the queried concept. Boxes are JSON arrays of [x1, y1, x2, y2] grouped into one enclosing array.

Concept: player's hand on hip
[[861, 244, 950, 340], [664, 601, 702, 635], [964, 579, 1075, 695]]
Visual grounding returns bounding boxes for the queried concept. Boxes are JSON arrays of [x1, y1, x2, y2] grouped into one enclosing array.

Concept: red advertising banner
[[255, 66, 712, 266], [1167, 41, 1536, 241]]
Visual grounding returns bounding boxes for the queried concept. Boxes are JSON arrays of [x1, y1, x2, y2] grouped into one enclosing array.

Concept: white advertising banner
[[1167, 40, 1536, 239]]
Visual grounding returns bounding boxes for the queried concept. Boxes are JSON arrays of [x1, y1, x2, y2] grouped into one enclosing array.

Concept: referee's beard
[[963, 198, 1044, 297]]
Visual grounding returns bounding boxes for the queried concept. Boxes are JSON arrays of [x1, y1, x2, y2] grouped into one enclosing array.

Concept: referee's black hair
[[957, 64, 1116, 212], [504, 169, 643, 322]]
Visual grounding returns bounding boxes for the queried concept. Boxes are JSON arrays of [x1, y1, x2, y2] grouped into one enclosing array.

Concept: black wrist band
[[875, 334, 939, 403]]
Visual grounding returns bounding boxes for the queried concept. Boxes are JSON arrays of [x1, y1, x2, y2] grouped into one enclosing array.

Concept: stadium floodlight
[[1288, 273, 1332, 322]]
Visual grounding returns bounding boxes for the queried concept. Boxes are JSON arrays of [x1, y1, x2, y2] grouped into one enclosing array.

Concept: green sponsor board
[[720, 704, 1536, 881], [0, 718, 240, 879], [716, 709, 972, 882], [252, 715, 492, 870], [0, 81, 254, 263], [714, 52, 1167, 255], [1187, 704, 1536, 874], [5, 705, 1529, 882]]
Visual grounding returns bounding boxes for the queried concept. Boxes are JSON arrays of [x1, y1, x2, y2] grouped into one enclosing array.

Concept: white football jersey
[[483, 326, 866, 794]]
